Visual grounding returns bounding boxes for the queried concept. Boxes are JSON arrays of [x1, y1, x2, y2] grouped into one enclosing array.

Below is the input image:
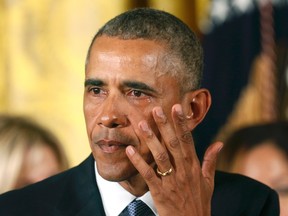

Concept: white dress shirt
[[95, 162, 158, 216]]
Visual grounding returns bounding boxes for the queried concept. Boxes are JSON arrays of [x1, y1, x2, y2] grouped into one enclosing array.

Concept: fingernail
[[139, 121, 153, 137], [126, 146, 135, 156], [155, 108, 167, 123], [155, 108, 165, 118], [174, 104, 183, 116], [217, 143, 224, 153]]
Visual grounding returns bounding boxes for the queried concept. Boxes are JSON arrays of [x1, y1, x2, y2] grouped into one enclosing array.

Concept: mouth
[[96, 139, 129, 154]]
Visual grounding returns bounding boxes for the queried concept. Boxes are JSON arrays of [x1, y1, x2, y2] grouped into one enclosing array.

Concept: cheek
[[83, 102, 99, 133]]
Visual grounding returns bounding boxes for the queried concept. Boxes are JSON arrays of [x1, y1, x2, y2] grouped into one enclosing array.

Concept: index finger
[[152, 105, 198, 169], [171, 104, 199, 165]]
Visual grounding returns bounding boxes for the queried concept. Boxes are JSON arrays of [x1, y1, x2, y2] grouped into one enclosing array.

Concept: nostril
[[111, 122, 120, 128], [98, 122, 122, 128], [97, 114, 128, 128]]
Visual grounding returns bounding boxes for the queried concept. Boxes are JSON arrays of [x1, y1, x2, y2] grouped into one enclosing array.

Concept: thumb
[[202, 142, 223, 183]]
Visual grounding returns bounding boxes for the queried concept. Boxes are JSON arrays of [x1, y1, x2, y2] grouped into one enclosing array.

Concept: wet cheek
[[125, 101, 152, 118]]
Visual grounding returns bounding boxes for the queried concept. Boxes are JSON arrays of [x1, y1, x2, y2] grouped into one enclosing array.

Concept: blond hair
[[0, 115, 68, 194]]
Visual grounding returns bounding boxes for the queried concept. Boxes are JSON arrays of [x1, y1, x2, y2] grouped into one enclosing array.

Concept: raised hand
[[126, 104, 223, 216]]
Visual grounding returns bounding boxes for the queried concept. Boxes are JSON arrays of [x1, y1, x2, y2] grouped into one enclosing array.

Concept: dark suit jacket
[[0, 155, 279, 216]]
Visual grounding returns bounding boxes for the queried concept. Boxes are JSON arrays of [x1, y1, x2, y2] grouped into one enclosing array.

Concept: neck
[[119, 173, 149, 196]]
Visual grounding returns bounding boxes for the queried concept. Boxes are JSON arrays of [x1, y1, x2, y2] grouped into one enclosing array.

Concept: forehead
[[86, 36, 174, 77], [241, 143, 288, 176], [92, 36, 163, 55], [91, 36, 166, 55]]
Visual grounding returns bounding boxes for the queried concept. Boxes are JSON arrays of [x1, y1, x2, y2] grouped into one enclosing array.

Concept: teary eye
[[131, 90, 143, 97]]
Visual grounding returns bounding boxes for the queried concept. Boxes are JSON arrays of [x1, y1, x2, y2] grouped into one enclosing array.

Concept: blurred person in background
[[0, 115, 69, 194], [217, 121, 288, 216]]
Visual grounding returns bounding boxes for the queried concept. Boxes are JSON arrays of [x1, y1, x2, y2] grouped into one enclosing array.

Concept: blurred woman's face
[[232, 142, 288, 216], [14, 144, 61, 188]]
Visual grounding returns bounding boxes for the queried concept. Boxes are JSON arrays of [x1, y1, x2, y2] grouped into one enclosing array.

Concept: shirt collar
[[94, 161, 158, 216]]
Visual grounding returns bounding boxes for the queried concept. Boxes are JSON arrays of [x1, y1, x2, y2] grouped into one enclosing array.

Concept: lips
[[96, 139, 129, 154]]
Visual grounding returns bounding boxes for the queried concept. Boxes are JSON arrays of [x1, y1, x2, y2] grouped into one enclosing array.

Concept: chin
[[96, 158, 139, 182]]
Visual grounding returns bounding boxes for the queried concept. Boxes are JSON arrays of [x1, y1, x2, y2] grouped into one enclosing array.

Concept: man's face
[[84, 36, 183, 182]]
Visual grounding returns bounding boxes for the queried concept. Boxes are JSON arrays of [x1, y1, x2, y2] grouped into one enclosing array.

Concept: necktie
[[119, 199, 155, 216]]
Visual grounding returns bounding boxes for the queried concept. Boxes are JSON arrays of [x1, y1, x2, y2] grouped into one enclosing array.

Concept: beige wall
[[0, 0, 209, 166]]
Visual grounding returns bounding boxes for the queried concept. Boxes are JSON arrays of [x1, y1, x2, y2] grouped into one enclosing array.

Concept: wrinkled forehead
[[86, 36, 183, 79]]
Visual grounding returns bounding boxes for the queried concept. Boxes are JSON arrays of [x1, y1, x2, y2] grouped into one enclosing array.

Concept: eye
[[126, 89, 152, 106], [90, 87, 101, 94], [131, 90, 144, 97], [87, 87, 106, 96], [127, 90, 149, 98]]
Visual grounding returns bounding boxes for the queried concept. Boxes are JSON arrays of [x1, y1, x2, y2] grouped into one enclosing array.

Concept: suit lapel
[[76, 192, 106, 216], [56, 155, 106, 216]]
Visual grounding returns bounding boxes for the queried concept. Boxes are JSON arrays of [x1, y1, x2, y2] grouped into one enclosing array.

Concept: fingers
[[126, 116, 173, 185], [170, 104, 199, 164], [137, 120, 172, 176], [126, 145, 157, 184], [153, 104, 200, 169], [125, 104, 219, 215], [152, 106, 184, 171], [202, 142, 223, 185], [127, 103, 217, 185]]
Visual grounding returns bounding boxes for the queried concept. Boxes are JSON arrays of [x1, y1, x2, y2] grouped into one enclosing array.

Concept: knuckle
[[155, 151, 169, 162], [180, 131, 192, 143], [182, 154, 191, 162], [176, 171, 188, 182], [168, 137, 180, 148], [176, 116, 188, 130], [175, 115, 189, 131], [142, 167, 154, 180], [203, 157, 214, 164], [177, 114, 186, 124]]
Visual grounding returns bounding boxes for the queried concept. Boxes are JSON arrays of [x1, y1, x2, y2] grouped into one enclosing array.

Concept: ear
[[181, 88, 211, 131]]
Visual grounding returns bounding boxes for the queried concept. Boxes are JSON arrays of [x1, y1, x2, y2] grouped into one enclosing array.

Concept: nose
[[97, 96, 129, 128], [98, 113, 128, 128]]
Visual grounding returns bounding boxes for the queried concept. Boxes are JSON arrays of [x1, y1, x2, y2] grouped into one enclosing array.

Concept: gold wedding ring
[[156, 167, 173, 177]]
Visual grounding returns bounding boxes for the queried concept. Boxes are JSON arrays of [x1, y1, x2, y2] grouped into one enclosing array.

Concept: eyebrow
[[123, 80, 158, 94], [84, 79, 104, 87]]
